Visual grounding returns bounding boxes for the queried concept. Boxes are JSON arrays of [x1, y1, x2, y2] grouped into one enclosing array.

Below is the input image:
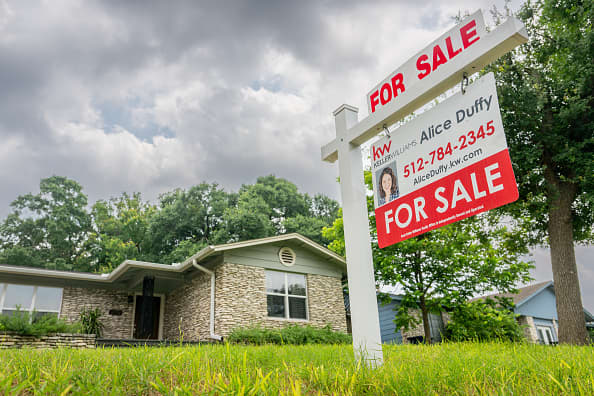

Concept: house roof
[[0, 233, 346, 293], [474, 281, 594, 322], [180, 233, 346, 268], [473, 281, 554, 308]]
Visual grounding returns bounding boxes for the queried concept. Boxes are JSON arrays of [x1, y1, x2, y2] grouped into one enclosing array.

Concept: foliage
[[148, 183, 235, 262], [78, 308, 104, 337], [0, 176, 93, 271], [323, 170, 533, 342], [0, 343, 593, 394], [444, 298, 525, 342], [0, 308, 80, 336], [589, 327, 594, 344], [88, 193, 156, 272], [227, 325, 351, 345], [488, 0, 593, 343], [0, 175, 340, 270], [217, 176, 339, 246], [489, 0, 594, 243]]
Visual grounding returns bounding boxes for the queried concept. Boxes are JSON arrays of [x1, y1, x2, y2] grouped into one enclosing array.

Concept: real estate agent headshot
[[377, 165, 399, 206]]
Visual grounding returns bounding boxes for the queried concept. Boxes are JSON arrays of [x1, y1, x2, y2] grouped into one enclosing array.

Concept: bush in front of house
[[444, 298, 525, 342], [228, 325, 352, 345], [79, 308, 105, 337], [0, 307, 81, 336]]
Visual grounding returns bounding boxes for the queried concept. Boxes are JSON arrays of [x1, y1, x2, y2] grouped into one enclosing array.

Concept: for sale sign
[[366, 10, 486, 115], [371, 72, 518, 248]]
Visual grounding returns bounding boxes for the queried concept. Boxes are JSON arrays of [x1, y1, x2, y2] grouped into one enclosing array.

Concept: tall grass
[[0, 342, 592, 395]]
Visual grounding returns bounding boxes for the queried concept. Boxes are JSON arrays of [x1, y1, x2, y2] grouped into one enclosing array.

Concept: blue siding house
[[376, 294, 445, 344], [478, 281, 594, 344], [368, 281, 593, 344], [378, 295, 403, 344]]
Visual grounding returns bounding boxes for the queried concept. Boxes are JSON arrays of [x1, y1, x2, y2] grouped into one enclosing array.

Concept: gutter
[[192, 260, 223, 341]]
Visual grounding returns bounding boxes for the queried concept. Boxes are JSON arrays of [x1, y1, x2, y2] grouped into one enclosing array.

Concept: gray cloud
[[0, 0, 590, 309]]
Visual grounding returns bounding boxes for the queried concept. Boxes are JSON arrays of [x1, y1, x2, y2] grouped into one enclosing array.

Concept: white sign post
[[324, 11, 528, 366]]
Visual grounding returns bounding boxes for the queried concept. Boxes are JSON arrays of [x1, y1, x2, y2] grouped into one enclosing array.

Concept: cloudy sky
[[0, 0, 590, 310]]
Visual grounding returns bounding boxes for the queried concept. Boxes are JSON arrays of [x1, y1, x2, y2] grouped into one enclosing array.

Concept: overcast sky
[[0, 0, 590, 310]]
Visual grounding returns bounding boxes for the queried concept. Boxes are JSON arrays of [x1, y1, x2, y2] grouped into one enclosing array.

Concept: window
[[0, 283, 63, 319], [266, 271, 307, 320], [536, 325, 554, 345]]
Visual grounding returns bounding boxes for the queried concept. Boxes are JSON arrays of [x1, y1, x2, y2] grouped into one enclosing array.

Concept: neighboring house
[[0, 234, 347, 341], [475, 281, 594, 344], [376, 294, 446, 344], [344, 293, 445, 344], [373, 281, 594, 345]]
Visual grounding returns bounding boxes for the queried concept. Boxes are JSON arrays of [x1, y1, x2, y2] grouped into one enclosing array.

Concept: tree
[[148, 183, 235, 261], [490, 0, 593, 344], [0, 176, 93, 271], [216, 190, 276, 243], [323, 171, 533, 344], [88, 192, 156, 272], [444, 297, 525, 342], [218, 175, 340, 245]]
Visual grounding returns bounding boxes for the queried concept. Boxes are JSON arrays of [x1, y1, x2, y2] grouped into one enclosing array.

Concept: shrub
[[228, 325, 352, 345], [444, 298, 525, 342], [0, 307, 80, 336], [79, 308, 105, 337]]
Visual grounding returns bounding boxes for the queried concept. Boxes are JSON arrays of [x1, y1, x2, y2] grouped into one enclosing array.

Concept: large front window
[[0, 283, 63, 319], [266, 271, 308, 320]]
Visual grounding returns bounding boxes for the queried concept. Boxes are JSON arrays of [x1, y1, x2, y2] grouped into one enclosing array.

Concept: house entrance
[[133, 296, 161, 339]]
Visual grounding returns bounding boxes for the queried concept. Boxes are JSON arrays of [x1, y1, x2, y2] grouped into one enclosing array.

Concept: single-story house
[[373, 281, 593, 344], [0, 234, 348, 341]]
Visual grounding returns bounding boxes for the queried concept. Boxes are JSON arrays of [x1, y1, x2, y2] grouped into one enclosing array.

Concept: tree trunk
[[419, 296, 432, 344], [546, 177, 589, 345]]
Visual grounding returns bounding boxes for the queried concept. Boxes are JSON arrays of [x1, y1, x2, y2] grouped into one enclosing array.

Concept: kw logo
[[372, 141, 392, 160]]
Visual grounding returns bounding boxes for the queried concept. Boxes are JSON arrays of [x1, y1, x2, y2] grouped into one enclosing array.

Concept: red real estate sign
[[371, 73, 518, 248]]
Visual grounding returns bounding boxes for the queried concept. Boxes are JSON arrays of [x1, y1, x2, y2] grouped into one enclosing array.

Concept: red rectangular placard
[[375, 148, 517, 247]]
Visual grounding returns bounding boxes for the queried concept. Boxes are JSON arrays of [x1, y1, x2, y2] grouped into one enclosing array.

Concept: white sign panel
[[370, 72, 518, 247]]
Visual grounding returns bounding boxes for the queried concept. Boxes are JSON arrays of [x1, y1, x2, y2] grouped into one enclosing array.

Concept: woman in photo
[[378, 166, 399, 206]]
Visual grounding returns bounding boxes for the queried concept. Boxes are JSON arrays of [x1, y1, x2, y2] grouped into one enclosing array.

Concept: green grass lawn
[[1, 342, 593, 395]]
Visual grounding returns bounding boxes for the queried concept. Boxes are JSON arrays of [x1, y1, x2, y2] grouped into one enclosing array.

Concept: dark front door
[[133, 296, 161, 339]]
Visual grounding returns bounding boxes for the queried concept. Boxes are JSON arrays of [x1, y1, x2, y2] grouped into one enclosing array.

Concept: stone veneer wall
[[60, 287, 134, 339], [0, 332, 96, 349], [400, 310, 450, 344], [518, 315, 539, 343], [304, 274, 348, 332], [400, 310, 424, 344], [214, 262, 347, 337], [162, 271, 210, 340]]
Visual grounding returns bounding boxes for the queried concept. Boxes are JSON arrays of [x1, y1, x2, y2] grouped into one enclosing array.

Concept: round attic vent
[[278, 247, 296, 267]]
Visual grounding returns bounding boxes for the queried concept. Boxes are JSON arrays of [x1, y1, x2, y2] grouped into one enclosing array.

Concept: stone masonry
[[518, 315, 539, 343], [214, 262, 267, 338], [60, 287, 134, 339], [214, 263, 347, 337], [304, 274, 348, 332], [400, 309, 425, 344], [163, 271, 210, 340], [0, 332, 96, 349]]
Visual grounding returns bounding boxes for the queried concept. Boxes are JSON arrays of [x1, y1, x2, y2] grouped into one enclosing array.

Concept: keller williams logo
[[372, 141, 392, 161]]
